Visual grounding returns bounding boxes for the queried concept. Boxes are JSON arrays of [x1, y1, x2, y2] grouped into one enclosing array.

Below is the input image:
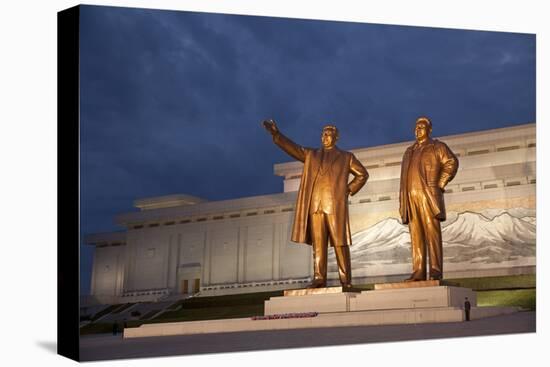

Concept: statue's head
[[321, 124, 339, 149], [415, 116, 432, 142]]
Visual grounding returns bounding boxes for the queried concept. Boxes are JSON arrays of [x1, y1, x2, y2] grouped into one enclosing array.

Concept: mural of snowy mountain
[[328, 208, 536, 271]]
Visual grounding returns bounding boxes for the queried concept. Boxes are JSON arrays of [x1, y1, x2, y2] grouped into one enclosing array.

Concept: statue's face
[[415, 121, 431, 141], [321, 129, 337, 149]]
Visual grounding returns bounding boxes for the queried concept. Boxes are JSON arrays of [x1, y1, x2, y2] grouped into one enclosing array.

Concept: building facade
[[86, 123, 536, 304]]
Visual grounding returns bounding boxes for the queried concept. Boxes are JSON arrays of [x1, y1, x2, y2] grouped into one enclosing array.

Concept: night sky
[[79, 5, 535, 295]]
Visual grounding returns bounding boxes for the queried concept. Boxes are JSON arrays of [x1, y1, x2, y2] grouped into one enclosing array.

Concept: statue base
[[266, 287, 358, 315], [265, 284, 475, 315], [123, 284, 518, 338], [374, 280, 454, 290], [352, 284, 475, 311], [284, 286, 362, 296]]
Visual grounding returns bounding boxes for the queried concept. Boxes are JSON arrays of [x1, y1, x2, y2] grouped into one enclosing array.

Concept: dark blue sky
[[79, 5, 535, 295]]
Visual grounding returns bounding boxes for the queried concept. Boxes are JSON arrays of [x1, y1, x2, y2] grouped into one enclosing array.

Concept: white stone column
[[237, 226, 247, 283], [202, 230, 211, 285], [126, 239, 135, 292], [272, 223, 281, 280], [121, 242, 129, 294], [175, 234, 182, 291], [167, 233, 179, 290], [130, 237, 138, 291], [114, 251, 120, 296], [165, 234, 175, 289], [116, 250, 124, 296], [161, 232, 170, 288]]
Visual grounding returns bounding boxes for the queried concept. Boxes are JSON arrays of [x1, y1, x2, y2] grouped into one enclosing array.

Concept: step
[[123, 306, 518, 338]]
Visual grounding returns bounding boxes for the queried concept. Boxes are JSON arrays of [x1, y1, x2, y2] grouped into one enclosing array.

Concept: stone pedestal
[[124, 282, 517, 338], [122, 281, 518, 338], [351, 284, 476, 311], [284, 286, 361, 296], [265, 286, 360, 315], [374, 279, 447, 290], [265, 282, 477, 315], [124, 305, 519, 338]]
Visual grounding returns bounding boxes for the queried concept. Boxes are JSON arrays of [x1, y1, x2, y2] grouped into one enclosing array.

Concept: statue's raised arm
[[261, 119, 369, 290], [262, 118, 307, 163], [262, 119, 279, 136]]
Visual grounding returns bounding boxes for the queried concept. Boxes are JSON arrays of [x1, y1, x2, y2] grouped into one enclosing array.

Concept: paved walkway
[[80, 311, 535, 361]]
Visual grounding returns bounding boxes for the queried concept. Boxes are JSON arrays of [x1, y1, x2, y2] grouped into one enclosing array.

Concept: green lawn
[[149, 304, 265, 323], [477, 289, 536, 310], [111, 303, 135, 314], [81, 275, 536, 334], [139, 309, 160, 320], [90, 304, 119, 322], [445, 274, 535, 290], [146, 275, 535, 323], [151, 291, 280, 323]]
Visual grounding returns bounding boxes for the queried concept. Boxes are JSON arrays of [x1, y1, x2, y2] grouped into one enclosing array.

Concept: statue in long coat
[[263, 119, 368, 288], [399, 116, 459, 281]]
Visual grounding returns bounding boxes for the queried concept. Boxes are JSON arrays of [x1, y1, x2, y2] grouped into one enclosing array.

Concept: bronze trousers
[[309, 211, 352, 285], [407, 189, 443, 280]]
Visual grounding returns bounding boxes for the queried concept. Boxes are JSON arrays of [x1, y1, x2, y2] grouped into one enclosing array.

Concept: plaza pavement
[[79, 311, 535, 361]]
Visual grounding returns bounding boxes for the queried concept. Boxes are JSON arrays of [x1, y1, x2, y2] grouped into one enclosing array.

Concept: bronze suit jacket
[[273, 132, 368, 247], [399, 138, 458, 224]]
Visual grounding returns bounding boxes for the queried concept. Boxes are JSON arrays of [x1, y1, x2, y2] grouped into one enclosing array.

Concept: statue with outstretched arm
[[263, 119, 368, 289]]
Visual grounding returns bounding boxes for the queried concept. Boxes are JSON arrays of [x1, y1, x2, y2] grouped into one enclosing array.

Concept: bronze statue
[[399, 116, 459, 281], [263, 119, 368, 289]]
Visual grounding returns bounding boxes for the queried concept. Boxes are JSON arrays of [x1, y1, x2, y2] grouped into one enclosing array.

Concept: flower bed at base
[[251, 312, 319, 320]]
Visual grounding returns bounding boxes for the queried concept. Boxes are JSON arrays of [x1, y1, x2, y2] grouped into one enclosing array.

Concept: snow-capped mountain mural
[[328, 208, 536, 273]]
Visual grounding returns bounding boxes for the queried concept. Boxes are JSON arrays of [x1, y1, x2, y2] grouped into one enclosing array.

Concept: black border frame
[[57, 5, 80, 361]]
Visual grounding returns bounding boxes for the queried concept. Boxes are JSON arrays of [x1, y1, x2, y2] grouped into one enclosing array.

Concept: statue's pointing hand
[[262, 119, 279, 135]]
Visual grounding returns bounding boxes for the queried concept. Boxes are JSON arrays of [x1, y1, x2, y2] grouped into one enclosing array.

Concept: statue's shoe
[[341, 284, 354, 292], [307, 280, 326, 288], [404, 275, 425, 282]]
